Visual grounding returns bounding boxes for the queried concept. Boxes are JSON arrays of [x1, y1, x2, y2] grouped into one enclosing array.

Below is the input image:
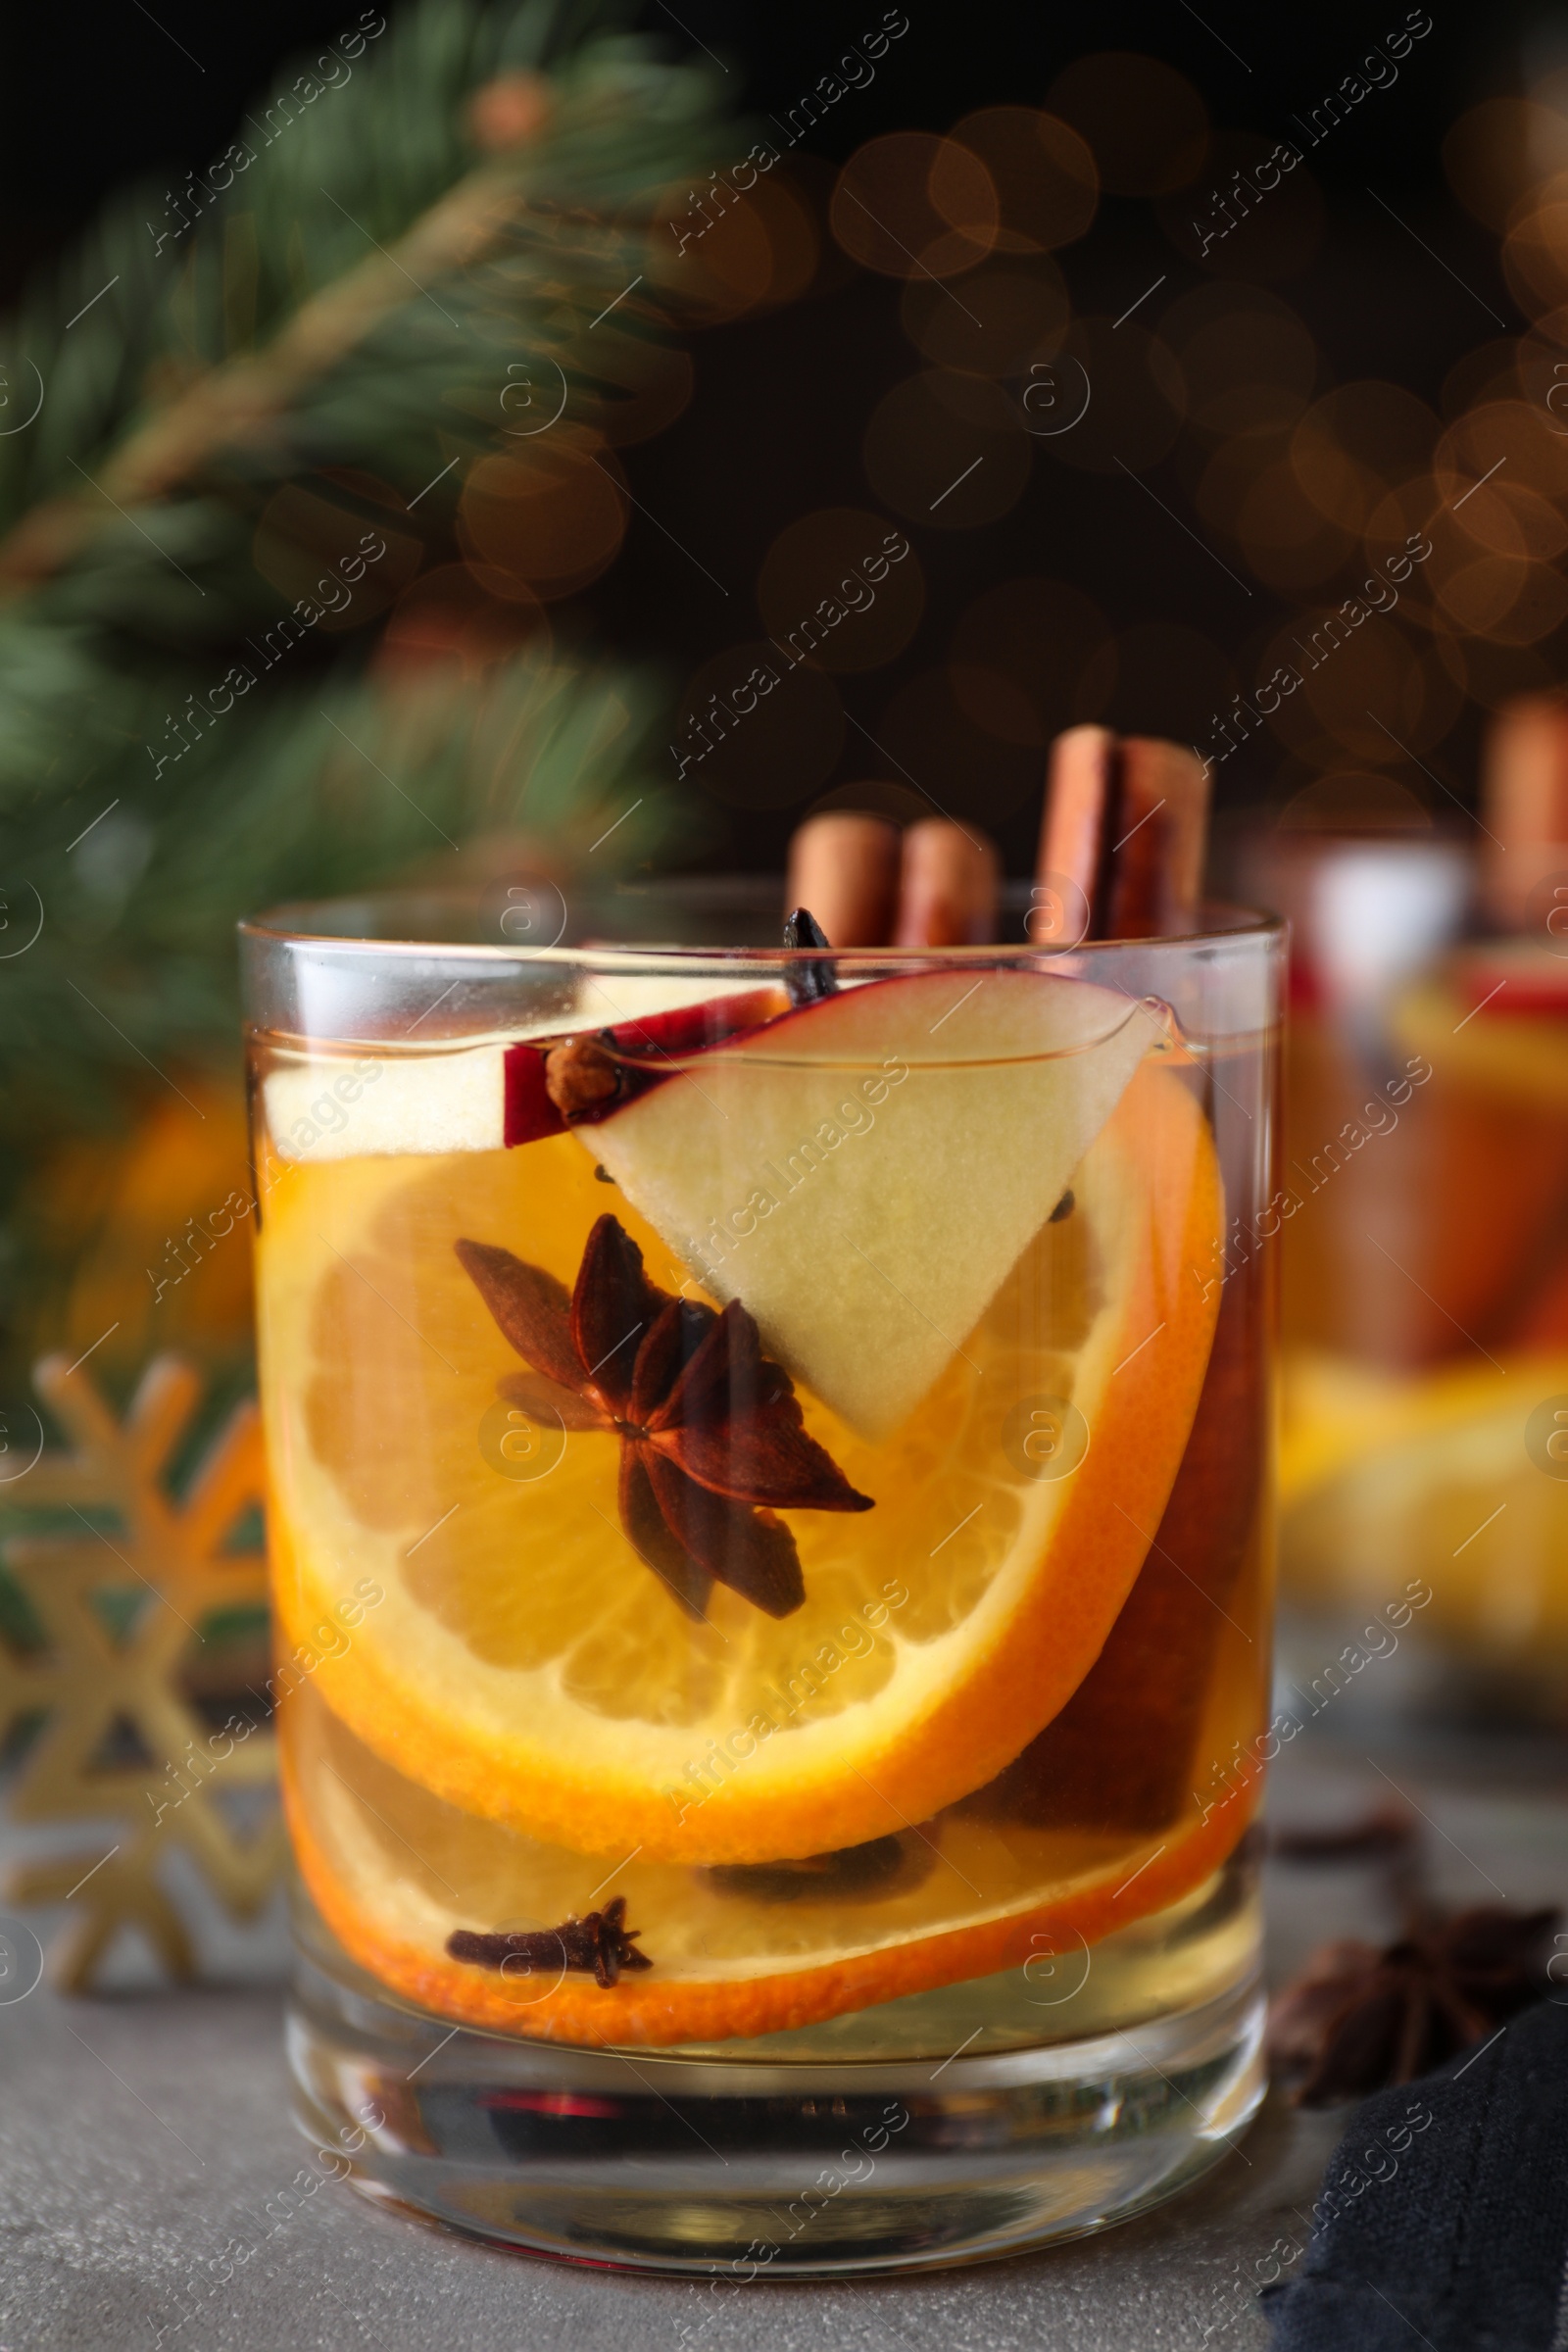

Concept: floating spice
[[706, 1832, 935, 1905], [456, 1214, 871, 1620], [448, 1895, 653, 1988], [782, 905, 836, 1006]]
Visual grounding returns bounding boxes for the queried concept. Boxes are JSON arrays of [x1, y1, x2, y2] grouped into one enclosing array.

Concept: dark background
[[2, 0, 1557, 872]]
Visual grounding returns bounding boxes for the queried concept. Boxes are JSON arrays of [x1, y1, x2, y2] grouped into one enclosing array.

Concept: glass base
[[287, 1913, 1265, 2276]]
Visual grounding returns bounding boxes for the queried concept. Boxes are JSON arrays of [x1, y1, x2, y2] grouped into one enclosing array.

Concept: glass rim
[[239, 885, 1285, 970]]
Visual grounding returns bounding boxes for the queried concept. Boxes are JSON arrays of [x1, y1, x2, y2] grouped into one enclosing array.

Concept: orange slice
[[1282, 1345, 1568, 1655], [257, 1056, 1222, 1864], [282, 1674, 1257, 2046]]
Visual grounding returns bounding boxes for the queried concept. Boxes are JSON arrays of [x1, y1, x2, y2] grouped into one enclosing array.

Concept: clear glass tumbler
[[239, 884, 1282, 2273]]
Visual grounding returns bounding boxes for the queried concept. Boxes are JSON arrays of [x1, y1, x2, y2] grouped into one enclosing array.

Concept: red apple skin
[[504, 1042, 566, 1145], [505, 962, 1146, 1151], [503, 987, 789, 1147]]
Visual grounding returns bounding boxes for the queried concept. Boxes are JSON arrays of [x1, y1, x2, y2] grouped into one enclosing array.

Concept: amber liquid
[[253, 1026, 1273, 2057], [1280, 997, 1568, 1667]]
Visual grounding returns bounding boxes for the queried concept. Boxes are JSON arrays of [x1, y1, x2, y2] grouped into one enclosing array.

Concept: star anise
[[447, 1895, 652, 1987], [1268, 1904, 1560, 2106], [455, 1213, 871, 1620]]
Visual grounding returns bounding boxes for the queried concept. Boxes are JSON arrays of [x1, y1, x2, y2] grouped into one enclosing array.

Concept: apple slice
[[503, 985, 789, 1145], [581, 968, 1165, 1439], [261, 979, 785, 1162]]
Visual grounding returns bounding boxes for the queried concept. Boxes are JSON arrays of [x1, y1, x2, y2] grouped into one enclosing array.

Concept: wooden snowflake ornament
[[0, 1351, 282, 1989]]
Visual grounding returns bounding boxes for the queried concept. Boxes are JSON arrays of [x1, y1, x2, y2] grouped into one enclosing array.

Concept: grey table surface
[[2, 1635, 1565, 2352]]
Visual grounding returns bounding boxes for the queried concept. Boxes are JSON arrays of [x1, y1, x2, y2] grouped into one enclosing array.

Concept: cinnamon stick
[[1036, 728, 1210, 940]]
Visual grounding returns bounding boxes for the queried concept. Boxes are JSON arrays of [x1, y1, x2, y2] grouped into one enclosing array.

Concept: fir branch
[[0, 0, 739, 1372], [0, 0, 738, 1176], [0, 1, 722, 588], [1, 648, 699, 1141]]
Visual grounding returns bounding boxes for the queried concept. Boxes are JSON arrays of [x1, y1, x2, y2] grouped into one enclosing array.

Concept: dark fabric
[[1262, 1997, 1568, 2352]]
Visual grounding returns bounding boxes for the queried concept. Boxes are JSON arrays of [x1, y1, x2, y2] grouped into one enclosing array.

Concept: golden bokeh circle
[[1444, 99, 1568, 232], [1255, 606, 1459, 761], [1515, 316, 1568, 429], [1042, 318, 1185, 476], [831, 132, 999, 278], [1231, 457, 1354, 593], [1451, 475, 1567, 563], [948, 577, 1115, 746], [1440, 337, 1524, 423], [875, 667, 1042, 826], [1502, 181, 1568, 319], [950, 107, 1099, 249], [1435, 396, 1568, 507], [644, 176, 782, 322], [1161, 284, 1318, 438], [1361, 479, 1442, 632], [458, 439, 626, 602], [1437, 631, 1556, 712], [1290, 381, 1439, 534], [862, 369, 1031, 528], [901, 258, 1068, 377], [1158, 133, 1325, 282], [1047, 53, 1208, 197], [1445, 555, 1568, 646], [381, 564, 551, 677], [1433, 551, 1531, 637], [756, 509, 925, 674]]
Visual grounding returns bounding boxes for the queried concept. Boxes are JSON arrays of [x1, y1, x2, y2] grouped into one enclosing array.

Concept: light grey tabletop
[[2, 1636, 1563, 2352]]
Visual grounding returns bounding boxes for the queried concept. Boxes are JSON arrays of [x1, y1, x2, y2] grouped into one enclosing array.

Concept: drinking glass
[[1242, 827, 1568, 1691], [239, 884, 1282, 2273]]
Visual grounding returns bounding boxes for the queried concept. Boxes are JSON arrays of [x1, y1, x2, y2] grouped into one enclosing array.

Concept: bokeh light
[[831, 133, 999, 278], [901, 257, 1068, 377], [756, 508, 925, 673], [1257, 606, 1461, 761], [1433, 551, 1533, 638], [574, 327, 695, 449], [948, 578, 1115, 745], [1041, 318, 1185, 474], [645, 173, 790, 322], [1440, 336, 1526, 422], [740, 171, 823, 310], [1158, 132, 1325, 282], [458, 438, 626, 601], [1436, 633, 1556, 713], [950, 107, 1099, 249], [1046, 53, 1208, 196], [1449, 474, 1566, 563], [1161, 284, 1318, 439], [1435, 397, 1568, 508], [1290, 382, 1440, 535], [1362, 478, 1444, 632], [1501, 176, 1568, 318], [1514, 317, 1568, 422], [876, 668, 1042, 826], [379, 564, 550, 677], [1226, 454, 1354, 593], [1444, 99, 1568, 232], [862, 368, 1031, 528]]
